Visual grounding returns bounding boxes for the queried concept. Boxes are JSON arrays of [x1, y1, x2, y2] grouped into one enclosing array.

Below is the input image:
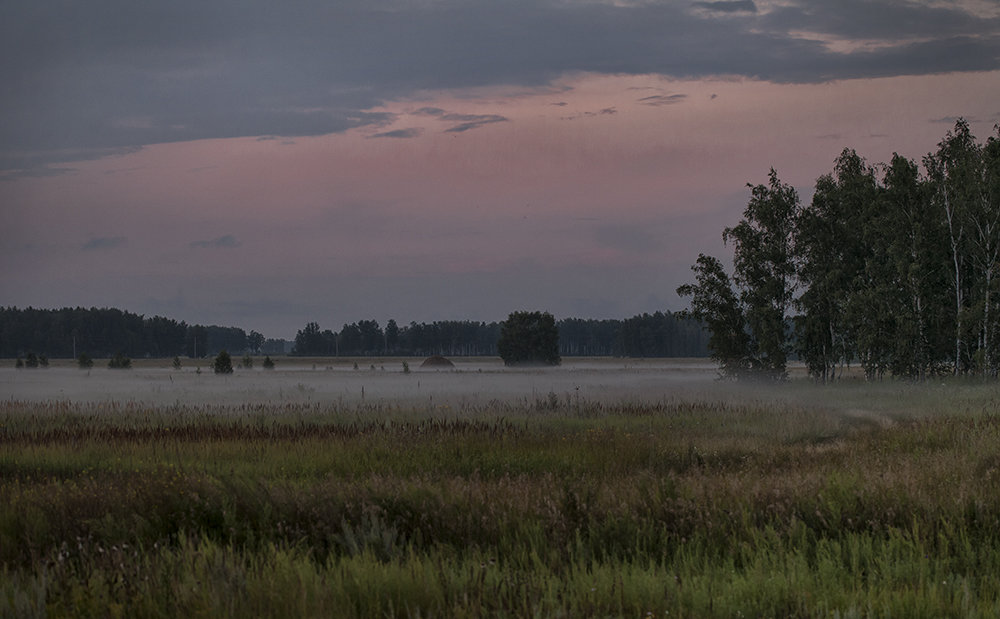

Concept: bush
[[213, 350, 234, 374], [262, 356, 275, 370], [108, 352, 132, 369], [78, 353, 94, 369], [24, 352, 38, 369], [172, 356, 182, 370], [242, 353, 253, 369]]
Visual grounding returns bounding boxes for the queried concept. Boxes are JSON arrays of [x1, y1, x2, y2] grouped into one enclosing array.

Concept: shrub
[[172, 356, 182, 370], [108, 352, 132, 369], [24, 352, 38, 369], [78, 353, 94, 369], [242, 353, 253, 369], [213, 350, 234, 374], [262, 356, 275, 370]]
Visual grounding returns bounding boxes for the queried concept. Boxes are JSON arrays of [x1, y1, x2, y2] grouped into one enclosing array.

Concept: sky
[[2, 0, 1000, 339]]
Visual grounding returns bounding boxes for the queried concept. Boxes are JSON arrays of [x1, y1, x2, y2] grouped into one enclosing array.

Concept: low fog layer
[[3, 359, 728, 408]]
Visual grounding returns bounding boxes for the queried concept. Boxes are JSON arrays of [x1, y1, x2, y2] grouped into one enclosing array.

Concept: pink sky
[[5, 72, 998, 337], [3, 1, 1000, 338]]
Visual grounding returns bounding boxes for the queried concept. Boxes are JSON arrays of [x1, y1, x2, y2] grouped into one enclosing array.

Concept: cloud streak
[[637, 94, 688, 106], [370, 128, 423, 139]]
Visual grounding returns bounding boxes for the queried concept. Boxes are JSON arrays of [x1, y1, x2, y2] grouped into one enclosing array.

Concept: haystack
[[420, 355, 455, 368]]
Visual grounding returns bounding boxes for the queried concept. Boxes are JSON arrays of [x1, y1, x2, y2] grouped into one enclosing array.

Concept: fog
[[2, 358, 731, 408]]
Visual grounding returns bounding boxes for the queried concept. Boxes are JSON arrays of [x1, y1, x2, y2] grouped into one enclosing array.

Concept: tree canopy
[[497, 311, 561, 367], [679, 119, 1000, 380]]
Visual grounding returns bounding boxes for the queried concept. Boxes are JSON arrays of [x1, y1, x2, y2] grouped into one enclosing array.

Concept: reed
[[3, 383, 1000, 616]]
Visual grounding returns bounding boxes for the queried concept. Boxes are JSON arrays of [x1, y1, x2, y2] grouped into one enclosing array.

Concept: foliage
[[683, 119, 1000, 380], [6, 386, 1000, 615], [498, 311, 561, 366], [24, 352, 39, 368], [107, 352, 131, 369], [677, 254, 751, 378], [262, 355, 275, 370], [248, 330, 265, 355], [213, 350, 234, 374], [172, 356, 182, 370], [679, 170, 799, 379], [242, 353, 253, 369], [77, 353, 93, 369]]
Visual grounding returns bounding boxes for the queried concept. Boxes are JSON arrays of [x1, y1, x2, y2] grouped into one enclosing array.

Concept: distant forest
[[0, 306, 709, 359]]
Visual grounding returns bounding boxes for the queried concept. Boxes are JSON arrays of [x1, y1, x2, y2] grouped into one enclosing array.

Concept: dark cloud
[[2, 0, 999, 171], [560, 107, 619, 121], [1, 166, 75, 181], [82, 236, 127, 251], [414, 108, 510, 132], [443, 115, 509, 133], [370, 128, 423, 139], [414, 107, 448, 117], [693, 1, 757, 14], [190, 235, 240, 249], [638, 94, 688, 106]]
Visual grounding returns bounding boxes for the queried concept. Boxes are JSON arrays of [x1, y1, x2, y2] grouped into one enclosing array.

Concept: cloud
[[560, 107, 618, 121], [369, 127, 423, 139], [693, 1, 757, 14], [1, 166, 76, 181], [415, 107, 448, 117], [638, 94, 688, 106], [82, 236, 127, 251], [2, 0, 999, 170], [413, 108, 509, 132], [190, 234, 241, 249], [443, 115, 510, 133]]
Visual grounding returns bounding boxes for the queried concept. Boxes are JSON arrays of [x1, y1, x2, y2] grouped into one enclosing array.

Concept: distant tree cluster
[[498, 311, 561, 366], [679, 119, 1000, 380], [0, 307, 259, 360], [2, 306, 709, 362], [291, 313, 708, 358]]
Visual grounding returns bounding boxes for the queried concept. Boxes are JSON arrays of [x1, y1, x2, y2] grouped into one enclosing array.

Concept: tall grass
[[3, 384, 1000, 616]]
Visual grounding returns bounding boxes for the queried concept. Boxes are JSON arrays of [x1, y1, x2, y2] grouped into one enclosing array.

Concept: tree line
[[0, 307, 271, 359], [679, 119, 1000, 380], [1, 306, 708, 360], [291, 311, 709, 358]]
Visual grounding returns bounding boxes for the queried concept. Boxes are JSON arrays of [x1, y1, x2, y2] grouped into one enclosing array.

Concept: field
[[3, 358, 1000, 617]]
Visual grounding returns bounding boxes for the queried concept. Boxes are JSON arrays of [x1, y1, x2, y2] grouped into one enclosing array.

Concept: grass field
[[3, 360, 1000, 616]]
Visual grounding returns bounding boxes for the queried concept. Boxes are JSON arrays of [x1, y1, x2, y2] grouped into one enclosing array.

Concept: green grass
[[4, 383, 1000, 616]]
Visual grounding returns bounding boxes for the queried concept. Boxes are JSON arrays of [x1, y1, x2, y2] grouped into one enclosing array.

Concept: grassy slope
[[3, 383, 1000, 617]]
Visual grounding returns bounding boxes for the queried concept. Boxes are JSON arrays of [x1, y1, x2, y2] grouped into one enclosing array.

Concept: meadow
[[3, 359, 1000, 617]]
